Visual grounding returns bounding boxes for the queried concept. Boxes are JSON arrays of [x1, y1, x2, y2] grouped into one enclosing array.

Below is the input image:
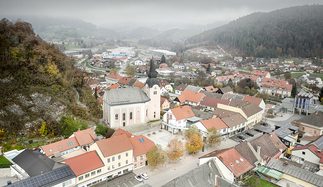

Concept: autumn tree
[[125, 66, 136, 77], [110, 68, 117, 73], [221, 68, 226, 74], [166, 139, 184, 162], [39, 122, 48, 135], [147, 144, 167, 167], [174, 104, 180, 108], [205, 127, 221, 146], [248, 66, 253, 72], [184, 125, 201, 139], [185, 133, 203, 153]]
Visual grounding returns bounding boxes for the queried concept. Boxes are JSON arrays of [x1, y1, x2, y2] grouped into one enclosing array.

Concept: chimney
[[219, 156, 223, 161]]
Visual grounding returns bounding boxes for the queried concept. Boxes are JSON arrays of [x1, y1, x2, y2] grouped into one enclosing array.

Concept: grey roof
[[103, 87, 150, 106], [234, 142, 258, 167], [200, 91, 223, 99], [266, 158, 323, 186], [219, 86, 233, 93], [175, 84, 188, 91], [314, 136, 323, 149], [249, 134, 280, 159], [221, 93, 236, 101], [229, 100, 263, 118], [185, 85, 203, 92], [274, 123, 298, 138], [162, 159, 236, 187], [12, 149, 65, 177], [298, 111, 323, 128], [9, 165, 76, 187], [192, 109, 214, 120]]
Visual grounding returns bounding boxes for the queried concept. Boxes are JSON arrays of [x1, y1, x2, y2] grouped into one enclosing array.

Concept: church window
[[123, 113, 125, 120], [115, 114, 118, 120], [154, 112, 156, 118], [130, 112, 132, 120], [154, 91, 157, 95], [146, 110, 148, 116]]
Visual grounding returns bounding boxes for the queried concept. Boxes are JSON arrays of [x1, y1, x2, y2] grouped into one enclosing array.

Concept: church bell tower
[[145, 57, 160, 121]]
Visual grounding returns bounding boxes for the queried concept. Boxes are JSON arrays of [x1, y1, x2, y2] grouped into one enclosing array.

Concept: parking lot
[[230, 129, 263, 142], [96, 172, 144, 187]]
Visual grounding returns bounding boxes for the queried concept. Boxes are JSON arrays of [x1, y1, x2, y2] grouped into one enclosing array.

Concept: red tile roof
[[237, 74, 259, 81], [171, 105, 195, 120], [262, 78, 287, 84], [41, 137, 79, 156], [216, 75, 235, 82], [118, 77, 133, 85], [112, 128, 133, 138], [200, 97, 229, 108], [201, 117, 228, 130], [108, 84, 119, 89], [291, 144, 323, 163], [177, 89, 204, 103], [133, 82, 145, 88], [98, 97, 103, 104], [242, 95, 263, 106], [252, 70, 269, 77], [204, 86, 217, 92], [159, 80, 170, 88], [64, 151, 104, 176], [106, 73, 123, 80], [159, 63, 168, 68], [73, 128, 98, 146], [129, 135, 155, 157], [200, 148, 253, 177], [96, 134, 134, 157]]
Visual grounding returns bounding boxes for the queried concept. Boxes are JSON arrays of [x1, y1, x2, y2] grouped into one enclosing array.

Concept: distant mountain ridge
[[186, 5, 323, 58]]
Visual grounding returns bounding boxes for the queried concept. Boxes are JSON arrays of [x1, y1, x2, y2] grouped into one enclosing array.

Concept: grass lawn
[[245, 176, 278, 187], [0, 155, 12, 168], [310, 73, 323, 80], [291, 72, 306, 78], [239, 71, 251, 75]]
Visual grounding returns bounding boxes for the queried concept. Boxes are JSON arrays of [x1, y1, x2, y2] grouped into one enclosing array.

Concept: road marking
[[129, 181, 134, 185], [123, 183, 128, 187]]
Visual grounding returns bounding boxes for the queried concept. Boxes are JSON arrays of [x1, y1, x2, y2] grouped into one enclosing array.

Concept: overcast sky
[[0, 0, 322, 27]]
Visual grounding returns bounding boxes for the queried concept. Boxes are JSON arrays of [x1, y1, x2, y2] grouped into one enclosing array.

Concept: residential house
[[200, 97, 230, 111], [132, 81, 145, 89], [156, 67, 175, 76], [225, 69, 239, 76], [159, 63, 168, 68], [297, 111, 323, 136], [222, 61, 234, 68], [251, 70, 270, 79], [162, 159, 237, 187], [289, 65, 301, 71], [216, 86, 233, 94], [266, 158, 323, 187], [203, 86, 218, 93], [221, 93, 244, 101], [211, 70, 222, 77], [194, 117, 229, 139], [106, 73, 123, 84], [162, 105, 195, 134], [172, 61, 179, 67], [214, 75, 235, 85], [235, 74, 261, 86], [260, 78, 292, 97], [242, 95, 266, 112], [199, 148, 254, 183], [159, 80, 173, 92], [271, 58, 279, 63], [160, 97, 170, 110], [274, 123, 299, 154], [117, 77, 136, 87], [303, 59, 313, 66], [284, 59, 294, 64], [175, 84, 188, 95], [90, 134, 134, 180], [217, 100, 263, 129], [267, 63, 277, 70], [291, 143, 323, 169], [234, 57, 243, 62], [191, 108, 215, 120], [108, 84, 120, 90], [174, 89, 205, 106], [129, 135, 155, 169], [64, 151, 105, 187], [269, 132, 288, 152], [299, 74, 323, 85], [133, 57, 146, 66], [40, 128, 98, 158], [305, 67, 315, 73]]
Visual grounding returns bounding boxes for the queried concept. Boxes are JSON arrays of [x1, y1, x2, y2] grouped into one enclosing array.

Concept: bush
[[95, 124, 109, 136]]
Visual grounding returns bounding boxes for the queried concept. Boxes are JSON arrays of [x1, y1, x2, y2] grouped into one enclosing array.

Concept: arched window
[[123, 113, 126, 120], [115, 114, 118, 120], [154, 112, 156, 118], [130, 112, 133, 120]]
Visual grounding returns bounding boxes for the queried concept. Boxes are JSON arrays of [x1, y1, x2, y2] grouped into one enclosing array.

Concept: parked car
[[246, 132, 254, 137], [254, 129, 262, 132], [140, 173, 148, 180], [237, 135, 245, 140], [262, 122, 268, 126], [135, 175, 143, 182]]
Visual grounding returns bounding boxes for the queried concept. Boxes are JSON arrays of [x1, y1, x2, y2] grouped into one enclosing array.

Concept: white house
[[194, 117, 229, 140], [291, 144, 323, 169], [162, 105, 195, 134]]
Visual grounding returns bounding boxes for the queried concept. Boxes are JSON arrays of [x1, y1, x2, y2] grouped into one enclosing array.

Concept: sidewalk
[[265, 112, 293, 122]]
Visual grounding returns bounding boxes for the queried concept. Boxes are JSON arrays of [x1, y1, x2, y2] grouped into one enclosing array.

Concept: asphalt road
[[96, 172, 142, 187]]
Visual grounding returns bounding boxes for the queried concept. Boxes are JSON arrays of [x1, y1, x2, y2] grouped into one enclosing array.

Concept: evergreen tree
[[319, 87, 323, 102], [161, 55, 166, 64], [94, 87, 98, 99], [291, 83, 297, 97], [206, 64, 211, 73]]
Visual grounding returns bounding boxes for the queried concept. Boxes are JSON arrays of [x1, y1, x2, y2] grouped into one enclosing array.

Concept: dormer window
[[50, 149, 52, 152]]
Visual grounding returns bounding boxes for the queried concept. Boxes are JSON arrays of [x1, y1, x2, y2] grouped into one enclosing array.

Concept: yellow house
[[160, 97, 170, 110], [217, 100, 263, 129], [284, 59, 294, 64], [64, 151, 106, 187], [90, 134, 134, 180]]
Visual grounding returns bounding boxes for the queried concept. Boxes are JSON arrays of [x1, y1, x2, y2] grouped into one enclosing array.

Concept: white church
[[103, 60, 160, 128]]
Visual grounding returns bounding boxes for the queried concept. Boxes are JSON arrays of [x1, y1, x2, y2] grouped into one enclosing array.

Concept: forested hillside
[[0, 19, 101, 136], [186, 5, 323, 58]]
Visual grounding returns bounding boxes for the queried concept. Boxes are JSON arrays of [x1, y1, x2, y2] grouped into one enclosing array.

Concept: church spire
[[148, 55, 158, 78]]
